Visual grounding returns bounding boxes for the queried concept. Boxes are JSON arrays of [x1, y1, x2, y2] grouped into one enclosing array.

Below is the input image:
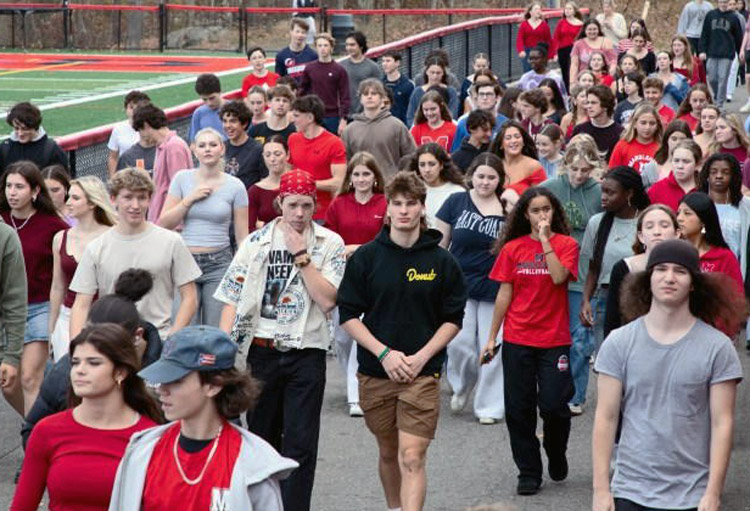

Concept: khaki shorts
[[357, 373, 441, 440]]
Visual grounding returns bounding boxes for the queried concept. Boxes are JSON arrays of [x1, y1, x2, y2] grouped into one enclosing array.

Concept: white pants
[[728, 55, 739, 99], [50, 306, 71, 363], [332, 308, 359, 404], [446, 299, 505, 419]]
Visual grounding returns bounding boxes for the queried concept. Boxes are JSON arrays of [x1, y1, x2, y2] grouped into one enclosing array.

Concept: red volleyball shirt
[[489, 234, 579, 348], [142, 422, 242, 511]]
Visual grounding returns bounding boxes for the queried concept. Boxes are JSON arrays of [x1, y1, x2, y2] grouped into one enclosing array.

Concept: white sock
[[388, 508, 402, 511]]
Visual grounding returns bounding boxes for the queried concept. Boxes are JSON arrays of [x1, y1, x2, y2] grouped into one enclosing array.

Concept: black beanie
[[646, 239, 700, 277]]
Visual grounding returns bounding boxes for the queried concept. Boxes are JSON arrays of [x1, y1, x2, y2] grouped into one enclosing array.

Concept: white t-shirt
[[425, 182, 465, 228], [107, 121, 140, 155], [70, 224, 202, 337]]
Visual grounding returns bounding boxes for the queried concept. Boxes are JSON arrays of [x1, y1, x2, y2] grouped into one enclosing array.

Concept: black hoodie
[[337, 227, 467, 379]]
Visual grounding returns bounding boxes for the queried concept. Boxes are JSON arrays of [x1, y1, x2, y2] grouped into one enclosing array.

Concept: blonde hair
[[622, 103, 663, 143], [108, 167, 155, 197], [709, 113, 750, 156], [314, 32, 335, 47], [194, 127, 226, 173], [71, 176, 117, 226], [563, 133, 606, 180]]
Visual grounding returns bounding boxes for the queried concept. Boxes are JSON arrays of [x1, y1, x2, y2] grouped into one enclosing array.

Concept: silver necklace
[[172, 425, 223, 486], [10, 211, 34, 231]]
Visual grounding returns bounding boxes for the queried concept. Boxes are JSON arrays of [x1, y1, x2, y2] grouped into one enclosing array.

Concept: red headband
[[279, 169, 317, 198]]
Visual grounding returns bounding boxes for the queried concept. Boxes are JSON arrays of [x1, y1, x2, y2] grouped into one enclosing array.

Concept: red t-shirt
[[597, 74, 614, 87], [489, 234, 579, 348], [1, 211, 69, 304], [324, 193, 386, 245], [288, 129, 347, 219], [608, 139, 659, 174], [241, 71, 279, 97], [11, 410, 156, 511], [678, 113, 700, 133], [410, 121, 457, 151], [658, 105, 675, 126], [142, 422, 242, 511], [647, 172, 696, 213], [701, 246, 744, 296]]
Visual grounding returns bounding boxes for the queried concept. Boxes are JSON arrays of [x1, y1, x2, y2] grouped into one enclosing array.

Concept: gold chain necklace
[[172, 425, 223, 486]]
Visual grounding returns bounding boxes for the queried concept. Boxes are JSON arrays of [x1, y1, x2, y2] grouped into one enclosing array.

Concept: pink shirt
[[148, 131, 193, 223], [571, 39, 618, 73]]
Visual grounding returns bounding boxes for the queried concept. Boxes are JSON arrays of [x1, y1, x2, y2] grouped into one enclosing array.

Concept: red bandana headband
[[279, 169, 317, 198]]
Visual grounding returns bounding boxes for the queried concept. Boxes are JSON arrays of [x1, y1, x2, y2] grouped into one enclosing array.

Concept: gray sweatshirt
[[108, 422, 298, 511], [0, 221, 26, 368], [340, 57, 382, 114], [678, 1, 715, 38]]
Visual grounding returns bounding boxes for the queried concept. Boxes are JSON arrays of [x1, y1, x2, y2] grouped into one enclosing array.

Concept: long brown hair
[[0, 160, 59, 216], [337, 151, 386, 196], [620, 271, 746, 335], [68, 324, 163, 424]]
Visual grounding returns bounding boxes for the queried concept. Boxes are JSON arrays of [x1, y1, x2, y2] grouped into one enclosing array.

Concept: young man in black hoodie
[[0, 102, 68, 173], [699, 0, 743, 107], [337, 171, 467, 511], [451, 109, 495, 173]]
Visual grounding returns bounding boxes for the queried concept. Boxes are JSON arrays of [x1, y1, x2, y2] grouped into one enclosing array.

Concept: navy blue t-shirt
[[436, 191, 504, 302]]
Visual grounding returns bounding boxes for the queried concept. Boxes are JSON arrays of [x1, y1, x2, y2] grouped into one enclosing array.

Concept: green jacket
[[0, 221, 27, 368]]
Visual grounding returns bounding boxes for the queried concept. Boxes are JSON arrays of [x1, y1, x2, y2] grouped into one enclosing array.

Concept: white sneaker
[[348, 403, 363, 417], [569, 403, 583, 416], [741, 100, 750, 113], [450, 393, 467, 413], [478, 417, 498, 425]]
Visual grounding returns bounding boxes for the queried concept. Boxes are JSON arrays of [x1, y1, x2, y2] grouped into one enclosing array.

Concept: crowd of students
[[0, 1, 748, 511]]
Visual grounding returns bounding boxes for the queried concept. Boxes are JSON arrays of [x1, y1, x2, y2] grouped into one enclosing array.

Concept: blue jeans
[[568, 288, 606, 405], [189, 247, 232, 327]]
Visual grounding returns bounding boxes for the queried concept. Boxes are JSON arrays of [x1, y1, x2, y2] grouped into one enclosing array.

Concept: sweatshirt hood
[[9, 126, 46, 143], [375, 226, 443, 251], [352, 109, 392, 124]]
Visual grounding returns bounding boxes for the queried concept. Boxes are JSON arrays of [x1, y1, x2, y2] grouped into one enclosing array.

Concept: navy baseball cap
[[138, 325, 237, 385]]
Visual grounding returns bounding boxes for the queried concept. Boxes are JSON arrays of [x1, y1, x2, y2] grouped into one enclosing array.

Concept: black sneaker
[[548, 453, 569, 482], [517, 477, 542, 495]]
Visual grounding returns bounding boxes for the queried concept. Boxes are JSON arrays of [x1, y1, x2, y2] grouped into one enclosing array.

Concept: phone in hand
[[481, 344, 501, 365]]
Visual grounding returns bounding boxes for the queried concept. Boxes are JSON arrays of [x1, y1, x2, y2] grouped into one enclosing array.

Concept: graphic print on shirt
[[225, 157, 241, 177], [418, 135, 450, 149], [516, 252, 550, 275], [627, 154, 654, 172], [561, 200, 586, 230], [454, 209, 502, 238], [210, 488, 230, 511], [261, 249, 294, 320]]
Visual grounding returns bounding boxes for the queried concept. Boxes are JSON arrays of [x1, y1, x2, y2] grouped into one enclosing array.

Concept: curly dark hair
[[409, 143, 466, 187], [698, 153, 744, 208], [620, 271, 746, 336], [490, 120, 539, 161], [493, 187, 570, 254]]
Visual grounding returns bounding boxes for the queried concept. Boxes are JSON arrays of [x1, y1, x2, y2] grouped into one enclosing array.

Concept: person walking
[[482, 187, 579, 495], [337, 170, 467, 511]]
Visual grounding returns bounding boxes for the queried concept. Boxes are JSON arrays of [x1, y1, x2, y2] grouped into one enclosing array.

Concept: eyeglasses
[[477, 92, 496, 98]]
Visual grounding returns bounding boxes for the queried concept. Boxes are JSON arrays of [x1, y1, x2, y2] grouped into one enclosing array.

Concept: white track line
[[0, 65, 252, 116]]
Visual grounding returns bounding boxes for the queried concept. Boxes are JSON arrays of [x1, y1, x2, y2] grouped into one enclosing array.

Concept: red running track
[[0, 53, 250, 73]]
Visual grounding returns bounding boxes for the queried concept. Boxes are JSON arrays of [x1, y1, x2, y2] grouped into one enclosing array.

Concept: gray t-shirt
[[339, 57, 382, 114], [168, 169, 249, 249], [580, 212, 637, 286], [595, 318, 742, 509]]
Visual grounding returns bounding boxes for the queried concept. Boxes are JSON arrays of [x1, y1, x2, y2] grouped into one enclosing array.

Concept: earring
[[31, 195, 37, 202], [701, 225, 706, 234], [115, 377, 123, 387]]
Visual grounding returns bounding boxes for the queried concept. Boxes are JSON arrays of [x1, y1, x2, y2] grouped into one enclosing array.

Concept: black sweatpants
[[502, 342, 574, 483]]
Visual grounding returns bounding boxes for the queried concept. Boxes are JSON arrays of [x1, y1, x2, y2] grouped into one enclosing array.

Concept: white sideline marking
[[0, 65, 252, 116]]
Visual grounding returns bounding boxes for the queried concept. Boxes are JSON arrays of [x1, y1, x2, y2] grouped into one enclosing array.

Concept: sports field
[[0, 52, 256, 137]]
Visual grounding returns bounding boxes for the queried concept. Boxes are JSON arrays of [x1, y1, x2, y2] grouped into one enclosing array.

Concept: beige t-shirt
[[70, 224, 202, 337]]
